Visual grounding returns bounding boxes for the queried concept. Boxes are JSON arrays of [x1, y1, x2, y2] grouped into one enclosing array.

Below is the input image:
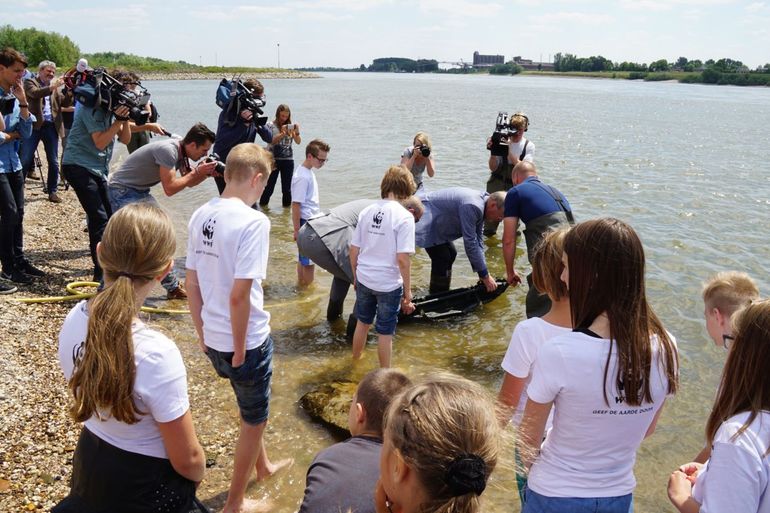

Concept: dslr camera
[[0, 93, 16, 116], [215, 78, 268, 127], [203, 153, 226, 178], [415, 144, 431, 157], [64, 67, 152, 125]]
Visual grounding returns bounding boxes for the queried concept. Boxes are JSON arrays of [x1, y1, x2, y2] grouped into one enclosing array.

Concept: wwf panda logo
[[202, 218, 216, 247], [372, 211, 384, 227]]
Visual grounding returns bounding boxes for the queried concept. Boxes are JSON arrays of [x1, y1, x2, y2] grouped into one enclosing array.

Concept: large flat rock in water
[[300, 381, 357, 436]]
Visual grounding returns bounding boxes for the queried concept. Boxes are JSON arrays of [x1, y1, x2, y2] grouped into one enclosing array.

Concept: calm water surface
[[121, 73, 770, 512]]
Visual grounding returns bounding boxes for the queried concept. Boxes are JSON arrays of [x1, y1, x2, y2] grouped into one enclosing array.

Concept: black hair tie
[[444, 454, 488, 497]]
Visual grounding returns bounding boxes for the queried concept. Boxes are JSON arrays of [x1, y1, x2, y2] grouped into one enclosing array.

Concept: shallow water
[[125, 73, 770, 512]]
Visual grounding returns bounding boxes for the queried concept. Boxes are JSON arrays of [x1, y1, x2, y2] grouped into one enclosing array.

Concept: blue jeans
[[107, 184, 179, 292], [354, 282, 403, 335], [523, 488, 633, 513], [205, 336, 274, 425], [21, 121, 60, 192]]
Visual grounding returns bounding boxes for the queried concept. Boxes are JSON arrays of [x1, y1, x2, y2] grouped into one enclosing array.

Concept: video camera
[[63, 66, 152, 125], [215, 77, 268, 127], [489, 112, 529, 158]]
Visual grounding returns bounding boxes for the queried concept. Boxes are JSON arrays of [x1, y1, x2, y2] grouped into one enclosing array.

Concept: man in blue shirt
[[0, 47, 45, 291], [415, 187, 505, 293], [502, 161, 574, 318], [61, 84, 131, 283]]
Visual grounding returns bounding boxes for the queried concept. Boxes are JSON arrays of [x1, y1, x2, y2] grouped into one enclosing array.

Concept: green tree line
[[0, 24, 79, 68]]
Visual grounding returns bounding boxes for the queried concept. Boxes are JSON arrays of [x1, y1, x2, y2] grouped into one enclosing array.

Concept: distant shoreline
[[139, 70, 320, 80]]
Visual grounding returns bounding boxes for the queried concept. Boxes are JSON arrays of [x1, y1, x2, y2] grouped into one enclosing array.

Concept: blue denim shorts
[[205, 336, 273, 425], [354, 282, 403, 336], [298, 218, 313, 266], [522, 488, 633, 513], [107, 184, 157, 212]]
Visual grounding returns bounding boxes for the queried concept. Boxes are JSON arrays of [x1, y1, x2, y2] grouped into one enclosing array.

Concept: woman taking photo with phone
[[260, 103, 301, 207], [517, 217, 679, 513], [54, 203, 205, 513]]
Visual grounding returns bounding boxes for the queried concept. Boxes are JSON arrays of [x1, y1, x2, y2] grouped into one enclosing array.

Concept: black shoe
[[0, 269, 33, 284], [0, 281, 17, 294], [19, 261, 46, 277]]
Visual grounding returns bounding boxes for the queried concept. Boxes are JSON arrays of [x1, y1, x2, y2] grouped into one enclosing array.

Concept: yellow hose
[[13, 282, 326, 315], [14, 282, 191, 315]]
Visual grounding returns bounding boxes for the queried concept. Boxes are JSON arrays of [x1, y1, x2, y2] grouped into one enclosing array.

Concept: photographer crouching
[[107, 123, 217, 299], [60, 64, 146, 283], [212, 78, 270, 195], [484, 112, 534, 236]]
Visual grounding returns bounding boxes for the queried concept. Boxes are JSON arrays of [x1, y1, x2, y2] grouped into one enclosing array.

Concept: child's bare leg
[[352, 320, 370, 360], [377, 334, 393, 368], [255, 439, 293, 481], [297, 263, 315, 287], [222, 420, 268, 513]]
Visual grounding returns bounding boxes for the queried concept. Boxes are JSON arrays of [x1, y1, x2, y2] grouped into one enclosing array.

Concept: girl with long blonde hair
[[54, 203, 205, 513]]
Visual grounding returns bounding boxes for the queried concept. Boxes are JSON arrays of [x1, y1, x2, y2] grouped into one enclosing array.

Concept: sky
[[4, 0, 770, 69]]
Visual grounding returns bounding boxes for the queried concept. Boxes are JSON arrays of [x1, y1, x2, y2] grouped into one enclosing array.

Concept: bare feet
[[224, 497, 274, 513], [255, 457, 293, 482]]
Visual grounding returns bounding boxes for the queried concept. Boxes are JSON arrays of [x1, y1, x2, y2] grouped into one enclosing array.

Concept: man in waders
[[503, 161, 574, 318]]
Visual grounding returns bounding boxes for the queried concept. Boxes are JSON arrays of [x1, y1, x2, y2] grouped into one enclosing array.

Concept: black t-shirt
[[298, 435, 382, 513]]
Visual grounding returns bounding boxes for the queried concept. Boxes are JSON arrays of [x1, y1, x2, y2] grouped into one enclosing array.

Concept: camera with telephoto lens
[[415, 145, 431, 157], [203, 153, 226, 178], [63, 67, 152, 125], [489, 111, 516, 158]]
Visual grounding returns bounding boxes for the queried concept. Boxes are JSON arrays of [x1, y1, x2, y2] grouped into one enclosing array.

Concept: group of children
[[495, 216, 764, 512], [48, 116, 770, 513]]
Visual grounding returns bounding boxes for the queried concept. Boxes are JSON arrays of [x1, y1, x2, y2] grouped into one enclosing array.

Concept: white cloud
[[536, 11, 614, 24], [417, 0, 504, 17], [745, 1, 768, 11]]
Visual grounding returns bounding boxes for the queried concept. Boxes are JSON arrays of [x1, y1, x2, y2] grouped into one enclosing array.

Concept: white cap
[[76, 58, 89, 73]]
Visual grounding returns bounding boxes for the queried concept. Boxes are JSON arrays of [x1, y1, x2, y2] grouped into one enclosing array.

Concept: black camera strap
[[178, 141, 192, 175]]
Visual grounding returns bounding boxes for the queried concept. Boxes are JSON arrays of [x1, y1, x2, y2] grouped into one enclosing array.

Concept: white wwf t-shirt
[[351, 200, 415, 293], [58, 301, 189, 459], [693, 411, 770, 513], [526, 331, 675, 497], [500, 317, 570, 427], [291, 164, 320, 220], [186, 197, 271, 352]]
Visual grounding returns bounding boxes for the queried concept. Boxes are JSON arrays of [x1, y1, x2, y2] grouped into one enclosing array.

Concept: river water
[[125, 73, 770, 512]]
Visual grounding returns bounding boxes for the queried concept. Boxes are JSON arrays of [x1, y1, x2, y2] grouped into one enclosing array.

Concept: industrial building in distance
[[473, 50, 555, 71]]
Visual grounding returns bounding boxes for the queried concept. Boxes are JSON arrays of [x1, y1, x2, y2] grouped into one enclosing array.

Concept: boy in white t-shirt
[[291, 139, 331, 287], [350, 165, 418, 368], [186, 143, 291, 513]]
